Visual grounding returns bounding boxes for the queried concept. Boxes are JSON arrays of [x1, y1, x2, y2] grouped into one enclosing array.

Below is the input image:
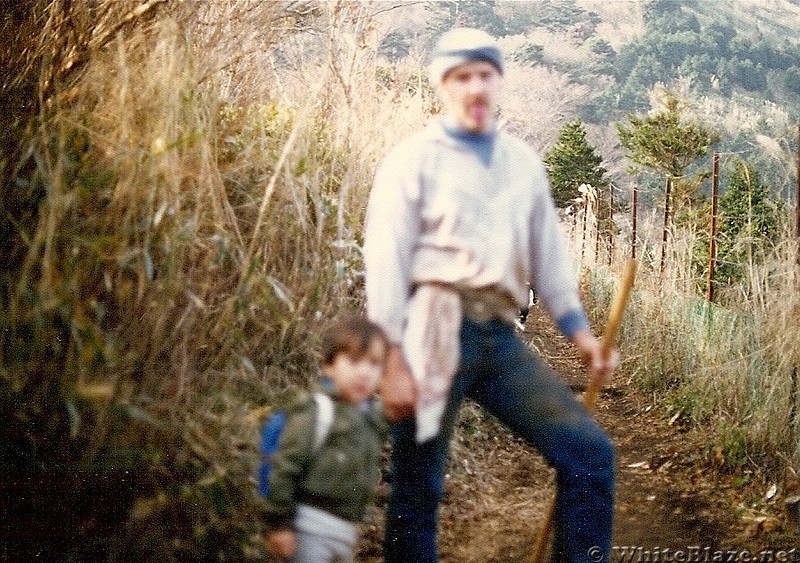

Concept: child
[[262, 315, 390, 563]]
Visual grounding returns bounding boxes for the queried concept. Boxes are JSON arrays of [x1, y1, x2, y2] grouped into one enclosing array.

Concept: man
[[363, 28, 618, 563]]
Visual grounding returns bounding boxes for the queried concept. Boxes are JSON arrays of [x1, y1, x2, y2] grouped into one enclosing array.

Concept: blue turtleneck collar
[[441, 118, 496, 167]]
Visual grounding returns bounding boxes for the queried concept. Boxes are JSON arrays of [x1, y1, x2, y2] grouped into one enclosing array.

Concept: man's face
[[439, 60, 502, 134]]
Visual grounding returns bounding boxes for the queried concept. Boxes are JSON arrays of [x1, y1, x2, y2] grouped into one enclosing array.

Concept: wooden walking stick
[[530, 258, 637, 563]]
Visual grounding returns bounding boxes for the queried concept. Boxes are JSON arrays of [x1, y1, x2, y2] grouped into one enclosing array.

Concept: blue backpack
[[258, 392, 334, 498]]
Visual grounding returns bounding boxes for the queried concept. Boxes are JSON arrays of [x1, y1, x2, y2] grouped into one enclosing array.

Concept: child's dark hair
[[320, 315, 388, 366]]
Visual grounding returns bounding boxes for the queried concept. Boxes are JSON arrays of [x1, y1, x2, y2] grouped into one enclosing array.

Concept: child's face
[[322, 337, 386, 404]]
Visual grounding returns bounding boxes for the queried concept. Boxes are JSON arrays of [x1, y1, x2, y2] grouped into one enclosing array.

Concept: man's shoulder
[[381, 122, 443, 162]]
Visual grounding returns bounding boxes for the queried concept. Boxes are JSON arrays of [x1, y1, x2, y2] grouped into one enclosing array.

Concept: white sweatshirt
[[363, 118, 587, 344]]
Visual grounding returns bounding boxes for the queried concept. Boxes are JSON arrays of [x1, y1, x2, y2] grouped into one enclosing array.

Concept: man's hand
[[265, 528, 296, 559], [570, 328, 619, 389], [381, 345, 417, 421]]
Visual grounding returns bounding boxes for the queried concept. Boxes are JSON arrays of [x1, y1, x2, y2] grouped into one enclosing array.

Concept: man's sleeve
[[363, 146, 421, 344], [527, 162, 589, 339]]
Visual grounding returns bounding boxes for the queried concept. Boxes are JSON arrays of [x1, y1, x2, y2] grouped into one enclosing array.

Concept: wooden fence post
[[631, 183, 638, 261], [608, 184, 614, 267], [796, 122, 800, 267], [660, 176, 671, 274], [581, 195, 588, 264], [706, 153, 719, 302], [594, 192, 601, 264]]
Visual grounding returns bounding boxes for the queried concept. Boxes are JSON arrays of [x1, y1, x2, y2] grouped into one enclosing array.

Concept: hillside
[[376, 0, 800, 192], [580, 0, 800, 53]]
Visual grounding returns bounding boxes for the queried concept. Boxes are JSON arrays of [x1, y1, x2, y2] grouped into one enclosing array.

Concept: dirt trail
[[359, 304, 800, 562], [525, 306, 728, 553]]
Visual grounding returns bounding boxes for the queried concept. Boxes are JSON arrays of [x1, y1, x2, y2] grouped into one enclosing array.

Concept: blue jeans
[[384, 318, 615, 563]]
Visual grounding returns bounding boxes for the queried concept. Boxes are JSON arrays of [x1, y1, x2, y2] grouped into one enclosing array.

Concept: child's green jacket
[[262, 389, 389, 530]]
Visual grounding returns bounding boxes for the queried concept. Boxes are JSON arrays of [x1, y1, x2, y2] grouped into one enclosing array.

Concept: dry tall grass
[[579, 206, 800, 474], [1, 1, 428, 559]]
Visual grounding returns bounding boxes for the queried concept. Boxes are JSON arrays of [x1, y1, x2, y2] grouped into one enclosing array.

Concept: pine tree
[[616, 91, 719, 271], [543, 119, 609, 208], [716, 160, 783, 285], [615, 93, 717, 180]]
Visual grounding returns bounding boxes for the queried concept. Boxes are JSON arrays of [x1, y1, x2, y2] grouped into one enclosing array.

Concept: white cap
[[428, 28, 504, 84]]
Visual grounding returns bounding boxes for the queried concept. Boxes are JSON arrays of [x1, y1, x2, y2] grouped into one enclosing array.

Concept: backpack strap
[[311, 392, 334, 452]]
